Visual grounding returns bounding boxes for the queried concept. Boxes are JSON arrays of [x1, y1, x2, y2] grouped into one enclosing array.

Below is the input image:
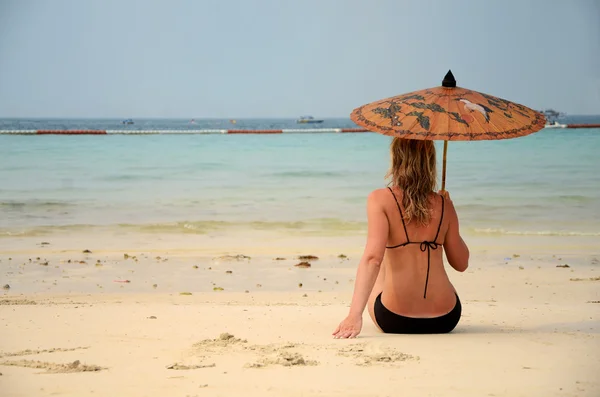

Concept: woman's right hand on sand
[[332, 315, 362, 339]]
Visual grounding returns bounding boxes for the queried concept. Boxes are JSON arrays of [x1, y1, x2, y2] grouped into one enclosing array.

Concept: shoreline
[[3, 231, 600, 249], [1, 231, 599, 294]]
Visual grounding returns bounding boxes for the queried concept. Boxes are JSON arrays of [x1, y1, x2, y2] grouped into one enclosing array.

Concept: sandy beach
[[1, 233, 599, 397]]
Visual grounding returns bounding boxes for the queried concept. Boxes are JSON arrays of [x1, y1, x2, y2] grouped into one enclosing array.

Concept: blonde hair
[[385, 138, 437, 225]]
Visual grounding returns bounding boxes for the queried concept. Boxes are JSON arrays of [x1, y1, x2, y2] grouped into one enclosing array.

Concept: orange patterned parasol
[[350, 70, 546, 190]]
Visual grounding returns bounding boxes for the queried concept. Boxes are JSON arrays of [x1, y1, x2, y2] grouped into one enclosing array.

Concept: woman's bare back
[[367, 187, 468, 321]]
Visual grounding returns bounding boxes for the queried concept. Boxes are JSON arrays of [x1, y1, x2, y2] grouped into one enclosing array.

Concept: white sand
[[1, 233, 599, 396]]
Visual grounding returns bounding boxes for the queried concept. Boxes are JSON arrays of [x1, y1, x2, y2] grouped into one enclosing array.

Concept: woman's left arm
[[332, 190, 389, 338]]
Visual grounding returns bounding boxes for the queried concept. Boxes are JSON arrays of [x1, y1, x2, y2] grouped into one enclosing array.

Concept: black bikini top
[[385, 187, 445, 299]]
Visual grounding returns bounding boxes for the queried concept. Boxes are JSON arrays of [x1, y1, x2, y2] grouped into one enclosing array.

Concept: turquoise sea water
[[1, 118, 599, 238]]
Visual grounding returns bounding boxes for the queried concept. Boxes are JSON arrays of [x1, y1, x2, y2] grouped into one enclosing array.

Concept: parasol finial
[[442, 70, 456, 88]]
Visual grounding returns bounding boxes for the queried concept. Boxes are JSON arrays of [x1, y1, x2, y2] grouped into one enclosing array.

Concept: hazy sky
[[0, 0, 598, 118]]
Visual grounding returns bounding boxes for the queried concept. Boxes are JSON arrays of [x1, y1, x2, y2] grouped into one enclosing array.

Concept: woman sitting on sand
[[333, 138, 469, 338]]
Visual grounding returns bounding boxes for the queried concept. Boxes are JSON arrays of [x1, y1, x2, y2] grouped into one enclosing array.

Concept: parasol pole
[[440, 70, 455, 193], [441, 140, 448, 192]]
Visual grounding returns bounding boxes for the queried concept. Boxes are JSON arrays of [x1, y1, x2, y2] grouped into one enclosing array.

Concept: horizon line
[[2, 113, 600, 120]]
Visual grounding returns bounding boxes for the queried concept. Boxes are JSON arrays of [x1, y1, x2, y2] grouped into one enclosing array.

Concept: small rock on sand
[[298, 255, 318, 260], [219, 333, 235, 340], [83, 250, 92, 254], [2, 284, 9, 290], [556, 264, 570, 268], [295, 262, 311, 268]]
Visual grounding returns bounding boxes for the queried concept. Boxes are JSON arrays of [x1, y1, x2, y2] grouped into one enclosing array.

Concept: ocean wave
[[0, 200, 73, 209], [0, 230, 35, 237], [456, 196, 598, 211], [553, 195, 597, 203], [0, 218, 367, 237], [472, 228, 600, 237], [99, 174, 166, 181], [125, 218, 366, 234], [0, 224, 90, 237], [455, 203, 544, 211], [269, 170, 347, 178]]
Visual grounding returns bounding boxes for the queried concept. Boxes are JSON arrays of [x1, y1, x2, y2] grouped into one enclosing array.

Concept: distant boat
[[297, 116, 324, 124], [539, 109, 566, 129], [189, 119, 196, 124], [122, 119, 134, 125], [544, 121, 567, 129]]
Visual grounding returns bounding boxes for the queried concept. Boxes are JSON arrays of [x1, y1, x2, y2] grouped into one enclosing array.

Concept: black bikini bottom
[[374, 292, 461, 334]]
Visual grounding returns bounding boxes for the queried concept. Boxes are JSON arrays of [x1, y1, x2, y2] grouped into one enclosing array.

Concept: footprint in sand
[[166, 363, 216, 370], [0, 346, 102, 373], [0, 359, 103, 373], [192, 333, 248, 352], [336, 343, 418, 366], [184, 333, 318, 369], [244, 351, 318, 368], [184, 334, 417, 369], [0, 346, 89, 358]]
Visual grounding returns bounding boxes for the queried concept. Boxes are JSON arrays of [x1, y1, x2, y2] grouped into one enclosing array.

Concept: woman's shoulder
[[367, 187, 395, 202], [368, 187, 447, 206]]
